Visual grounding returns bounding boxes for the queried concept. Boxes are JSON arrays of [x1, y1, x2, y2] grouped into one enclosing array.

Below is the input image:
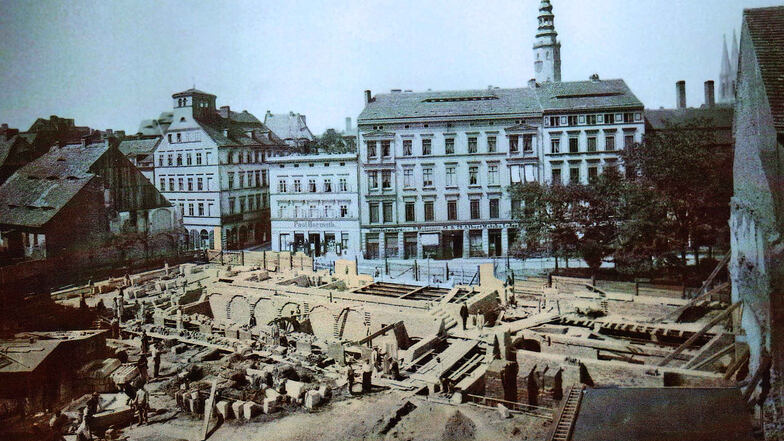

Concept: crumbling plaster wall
[[731, 21, 784, 377]]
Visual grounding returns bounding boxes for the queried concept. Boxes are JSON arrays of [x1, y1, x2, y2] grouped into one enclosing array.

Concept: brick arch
[[335, 307, 367, 341], [308, 304, 337, 340], [226, 295, 251, 324]]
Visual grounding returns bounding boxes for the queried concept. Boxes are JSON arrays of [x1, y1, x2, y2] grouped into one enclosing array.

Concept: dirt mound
[[442, 410, 475, 441]]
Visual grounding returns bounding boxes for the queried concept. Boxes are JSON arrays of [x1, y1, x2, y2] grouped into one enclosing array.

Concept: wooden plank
[[657, 302, 741, 367], [352, 321, 403, 346], [724, 345, 751, 380], [742, 355, 772, 403], [689, 343, 736, 370], [665, 281, 730, 321], [201, 379, 218, 440]]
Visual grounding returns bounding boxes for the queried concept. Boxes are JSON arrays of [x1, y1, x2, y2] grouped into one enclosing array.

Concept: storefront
[[272, 220, 360, 256]]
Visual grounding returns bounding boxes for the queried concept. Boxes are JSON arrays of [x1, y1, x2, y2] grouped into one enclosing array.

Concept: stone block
[[305, 390, 321, 409], [285, 380, 306, 400], [199, 323, 213, 335], [263, 397, 277, 414], [265, 388, 281, 402], [497, 403, 511, 419], [238, 329, 252, 341], [231, 400, 245, 420], [242, 401, 259, 420], [216, 400, 232, 420]]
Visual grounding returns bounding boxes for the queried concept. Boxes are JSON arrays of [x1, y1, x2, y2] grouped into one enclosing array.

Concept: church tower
[[719, 32, 739, 103], [533, 0, 561, 83]]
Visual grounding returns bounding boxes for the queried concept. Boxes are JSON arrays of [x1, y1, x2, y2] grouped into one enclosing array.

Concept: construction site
[[0, 249, 762, 441]]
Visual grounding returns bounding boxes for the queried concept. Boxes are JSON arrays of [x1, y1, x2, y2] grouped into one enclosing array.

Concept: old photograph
[[0, 0, 783, 440]]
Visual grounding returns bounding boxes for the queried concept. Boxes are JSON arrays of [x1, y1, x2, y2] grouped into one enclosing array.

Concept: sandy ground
[[122, 388, 551, 441]]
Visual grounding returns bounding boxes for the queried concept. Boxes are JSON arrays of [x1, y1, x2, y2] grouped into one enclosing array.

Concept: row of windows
[[277, 177, 349, 193], [551, 163, 618, 185], [367, 198, 501, 224], [227, 194, 268, 215], [227, 170, 267, 189], [277, 204, 351, 219], [550, 133, 634, 154], [545, 112, 642, 128], [367, 134, 534, 158], [173, 200, 214, 217], [159, 175, 213, 192], [167, 131, 202, 144], [368, 164, 502, 190], [226, 149, 264, 164], [158, 151, 211, 167]]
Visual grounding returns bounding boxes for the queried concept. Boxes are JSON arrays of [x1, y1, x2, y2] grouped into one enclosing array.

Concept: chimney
[[528, 79, 538, 88], [391, 89, 402, 93], [364, 90, 372, 104], [1, 123, 7, 131], [704, 81, 715, 107], [676, 81, 686, 109], [219, 105, 230, 118], [345, 117, 352, 132]]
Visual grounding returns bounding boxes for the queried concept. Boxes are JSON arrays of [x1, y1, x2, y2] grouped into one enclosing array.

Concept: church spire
[[719, 34, 734, 103], [533, 0, 561, 83]]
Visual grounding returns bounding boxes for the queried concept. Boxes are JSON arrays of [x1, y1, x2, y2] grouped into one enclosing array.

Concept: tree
[[313, 129, 356, 154], [509, 181, 580, 270], [622, 119, 733, 278]]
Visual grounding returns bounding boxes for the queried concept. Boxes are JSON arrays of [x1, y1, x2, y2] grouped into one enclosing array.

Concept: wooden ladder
[[549, 385, 584, 441]]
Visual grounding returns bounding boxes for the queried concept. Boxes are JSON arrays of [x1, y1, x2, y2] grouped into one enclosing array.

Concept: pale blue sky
[[0, 0, 780, 135]]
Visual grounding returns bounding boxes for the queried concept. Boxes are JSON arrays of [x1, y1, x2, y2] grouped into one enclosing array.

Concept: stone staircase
[[429, 305, 457, 331]]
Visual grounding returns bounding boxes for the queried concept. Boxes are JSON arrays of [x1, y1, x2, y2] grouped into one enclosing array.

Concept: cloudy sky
[[0, 0, 779, 135]]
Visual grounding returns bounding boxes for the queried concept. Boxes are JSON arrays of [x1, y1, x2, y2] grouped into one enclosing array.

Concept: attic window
[[66, 176, 79, 180], [57, 157, 66, 161], [422, 95, 498, 103], [46, 176, 58, 180], [27, 175, 39, 180], [180, 117, 186, 122], [7, 204, 18, 209]]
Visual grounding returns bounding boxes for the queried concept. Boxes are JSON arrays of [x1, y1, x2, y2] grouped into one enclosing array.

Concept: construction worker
[[110, 317, 119, 339], [346, 363, 355, 391], [133, 384, 149, 426], [459, 302, 469, 330], [85, 392, 99, 434], [75, 410, 91, 441], [137, 353, 149, 382], [248, 312, 257, 329], [79, 292, 88, 310], [48, 410, 68, 441], [140, 329, 149, 354], [151, 344, 162, 378]]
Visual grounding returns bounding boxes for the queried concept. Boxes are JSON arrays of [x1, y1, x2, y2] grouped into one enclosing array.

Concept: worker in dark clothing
[[459, 302, 469, 330], [248, 313, 257, 329], [140, 330, 149, 354], [137, 354, 149, 382], [79, 292, 88, 310], [151, 345, 162, 378], [346, 364, 355, 392], [84, 392, 100, 438]]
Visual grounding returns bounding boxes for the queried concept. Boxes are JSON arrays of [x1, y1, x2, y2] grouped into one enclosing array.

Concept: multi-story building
[[539, 77, 645, 185], [355, 0, 645, 258], [152, 88, 288, 250], [357, 87, 542, 259], [268, 153, 360, 256]]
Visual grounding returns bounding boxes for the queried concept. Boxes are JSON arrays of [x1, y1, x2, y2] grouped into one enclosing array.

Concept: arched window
[[200, 229, 209, 249]]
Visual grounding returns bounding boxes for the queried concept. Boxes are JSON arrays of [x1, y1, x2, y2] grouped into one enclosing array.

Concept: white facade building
[[538, 79, 645, 185], [268, 153, 360, 256], [152, 88, 288, 250], [357, 88, 543, 259]]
